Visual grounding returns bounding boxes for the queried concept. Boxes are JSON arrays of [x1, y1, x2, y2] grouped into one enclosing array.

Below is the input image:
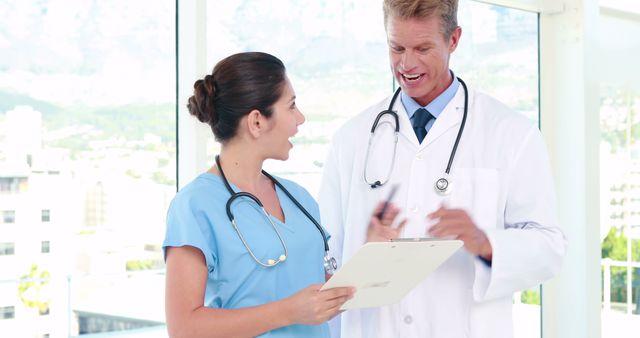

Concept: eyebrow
[[388, 39, 433, 48]]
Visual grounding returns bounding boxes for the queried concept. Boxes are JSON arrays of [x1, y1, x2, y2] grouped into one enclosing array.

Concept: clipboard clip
[[391, 237, 439, 242]]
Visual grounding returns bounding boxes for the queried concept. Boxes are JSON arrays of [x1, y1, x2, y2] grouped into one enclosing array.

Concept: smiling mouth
[[401, 73, 424, 82]]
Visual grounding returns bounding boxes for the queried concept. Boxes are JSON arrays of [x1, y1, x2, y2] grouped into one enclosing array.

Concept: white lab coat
[[318, 85, 567, 338]]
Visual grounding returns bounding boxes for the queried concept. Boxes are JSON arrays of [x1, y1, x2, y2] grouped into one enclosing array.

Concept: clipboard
[[321, 238, 463, 310]]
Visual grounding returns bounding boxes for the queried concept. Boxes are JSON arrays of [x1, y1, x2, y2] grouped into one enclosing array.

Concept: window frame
[[41, 209, 50, 223], [2, 210, 15, 223], [0, 305, 15, 320], [0, 242, 15, 256], [41, 240, 50, 254]]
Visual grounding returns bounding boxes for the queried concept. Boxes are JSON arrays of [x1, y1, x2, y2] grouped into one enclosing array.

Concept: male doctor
[[318, 0, 568, 337]]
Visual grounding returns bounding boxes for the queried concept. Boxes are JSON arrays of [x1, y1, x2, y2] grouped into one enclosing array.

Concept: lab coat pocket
[[447, 168, 500, 231]]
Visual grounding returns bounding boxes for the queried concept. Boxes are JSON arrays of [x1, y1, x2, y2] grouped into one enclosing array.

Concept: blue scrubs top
[[163, 173, 330, 338]]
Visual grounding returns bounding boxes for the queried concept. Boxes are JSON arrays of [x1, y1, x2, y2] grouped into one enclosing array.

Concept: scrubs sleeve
[[163, 194, 218, 272]]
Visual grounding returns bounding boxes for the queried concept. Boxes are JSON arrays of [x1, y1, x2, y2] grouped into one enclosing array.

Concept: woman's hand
[[366, 201, 407, 242], [282, 284, 355, 325]]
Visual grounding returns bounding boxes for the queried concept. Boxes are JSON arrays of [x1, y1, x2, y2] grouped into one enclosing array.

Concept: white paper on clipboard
[[321, 238, 463, 310]]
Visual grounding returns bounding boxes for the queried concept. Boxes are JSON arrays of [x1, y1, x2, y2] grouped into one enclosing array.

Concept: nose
[[400, 51, 416, 72], [297, 109, 305, 126]]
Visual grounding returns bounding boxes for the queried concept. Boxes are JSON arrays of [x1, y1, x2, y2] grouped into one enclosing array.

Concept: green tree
[[17, 264, 51, 314], [602, 227, 628, 260], [126, 259, 162, 271], [601, 227, 640, 305], [520, 289, 540, 305]]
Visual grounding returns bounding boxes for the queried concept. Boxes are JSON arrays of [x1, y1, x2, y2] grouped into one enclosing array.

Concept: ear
[[448, 26, 462, 53], [246, 109, 265, 138]]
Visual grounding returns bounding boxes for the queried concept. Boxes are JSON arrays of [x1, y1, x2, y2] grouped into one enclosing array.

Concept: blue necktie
[[412, 108, 433, 143]]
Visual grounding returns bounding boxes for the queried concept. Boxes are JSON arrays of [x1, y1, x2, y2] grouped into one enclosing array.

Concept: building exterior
[[0, 106, 75, 337]]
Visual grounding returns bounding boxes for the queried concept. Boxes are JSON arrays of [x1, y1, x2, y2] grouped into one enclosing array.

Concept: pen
[[376, 184, 399, 220]]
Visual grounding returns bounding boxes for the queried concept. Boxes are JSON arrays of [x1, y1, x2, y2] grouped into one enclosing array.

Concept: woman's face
[[262, 76, 305, 161]]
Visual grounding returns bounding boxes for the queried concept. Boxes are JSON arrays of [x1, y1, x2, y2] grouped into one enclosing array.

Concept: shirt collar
[[400, 70, 460, 120]]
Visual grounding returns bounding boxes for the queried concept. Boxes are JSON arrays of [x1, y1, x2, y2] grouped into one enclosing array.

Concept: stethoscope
[[215, 155, 337, 275], [363, 77, 469, 195]]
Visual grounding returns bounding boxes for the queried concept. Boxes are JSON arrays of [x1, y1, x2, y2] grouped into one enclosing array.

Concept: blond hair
[[383, 0, 458, 39]]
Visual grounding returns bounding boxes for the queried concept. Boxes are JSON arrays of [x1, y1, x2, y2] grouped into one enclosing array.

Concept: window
[[205, 0, 390, 195], [0, 177, 28, 194], [453, 1, 539, 123], [0, 243, 15, 256], [41, 241, 50, 254], [2, 210, 15, 223], [599, 3, 640, 335], [41, 209, 50, 222], [0, 306, 15, 320], [0, 0, 175, 336]]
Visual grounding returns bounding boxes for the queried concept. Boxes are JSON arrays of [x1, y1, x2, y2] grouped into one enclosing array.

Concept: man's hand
[[366, 201, 407, 242], [427, 204, 492, 261]]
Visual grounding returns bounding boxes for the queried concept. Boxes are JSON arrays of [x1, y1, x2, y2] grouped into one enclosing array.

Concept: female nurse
[[163, 52, 400, 338]]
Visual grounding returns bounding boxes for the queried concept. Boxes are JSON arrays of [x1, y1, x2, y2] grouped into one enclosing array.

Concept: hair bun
[[202, 74, 216, 97], [187, 75, 217, 124]]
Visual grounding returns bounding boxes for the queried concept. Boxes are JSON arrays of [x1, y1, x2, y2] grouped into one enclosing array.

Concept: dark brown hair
[[187, 52, 286, 142]]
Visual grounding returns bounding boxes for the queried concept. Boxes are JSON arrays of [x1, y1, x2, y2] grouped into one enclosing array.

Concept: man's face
[[386, 15, 461, 106]]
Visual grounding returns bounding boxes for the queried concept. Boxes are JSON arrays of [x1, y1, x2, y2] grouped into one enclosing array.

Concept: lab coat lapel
[[420, 86, 466, 149]]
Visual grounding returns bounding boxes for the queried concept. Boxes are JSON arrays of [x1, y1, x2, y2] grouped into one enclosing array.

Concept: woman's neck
[[215, 144, 267, 192]]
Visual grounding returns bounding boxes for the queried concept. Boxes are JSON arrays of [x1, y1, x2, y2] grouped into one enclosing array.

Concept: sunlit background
[[0, 0, 638, 337]]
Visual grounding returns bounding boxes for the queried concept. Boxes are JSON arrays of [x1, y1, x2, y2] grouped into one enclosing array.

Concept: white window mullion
[[177, 0, 211, 189], [539, 1, 601, 338]]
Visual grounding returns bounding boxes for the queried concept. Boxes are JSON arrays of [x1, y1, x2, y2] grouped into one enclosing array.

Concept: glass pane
[[453, 0, 539, 124], [206, 0, 390, 196], [599, 9, 640, 337], [454, 2, 540, 338], [0, 1, 175, 336]]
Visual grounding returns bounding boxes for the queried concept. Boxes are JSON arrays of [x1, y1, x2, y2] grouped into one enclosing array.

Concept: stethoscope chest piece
[[324, 255, 338, 275], [435, 176, 452, 195]]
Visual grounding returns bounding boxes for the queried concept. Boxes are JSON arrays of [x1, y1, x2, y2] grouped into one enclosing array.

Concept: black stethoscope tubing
[[216, 155, 330, 252], [446, 77, 468, 175], [365, 77, 469, 193], [370, 88, 402, 133]]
